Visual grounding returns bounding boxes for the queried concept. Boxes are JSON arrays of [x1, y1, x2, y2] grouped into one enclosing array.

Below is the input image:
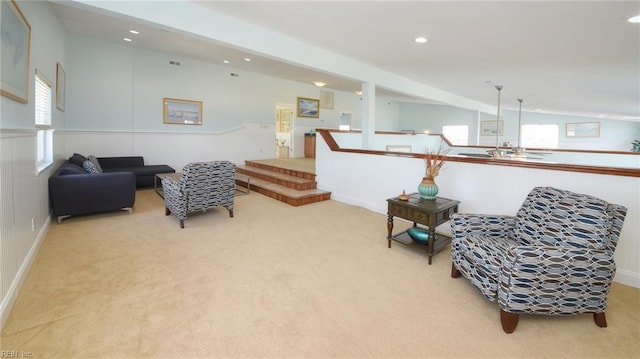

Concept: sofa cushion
[[86, 155, 103, 173], [69, 153, 87, 166], [103, 164, 175, 177], [83, 160, 102, 174], [59, 163, 88, 175], [98, 156, 145, 169]]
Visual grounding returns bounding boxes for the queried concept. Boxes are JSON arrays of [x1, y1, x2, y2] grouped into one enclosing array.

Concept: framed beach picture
[[1, 0, 31, 103], [163, 98, 203, 125], [56, 63, 66, 111], [480, 120, 503, 136], [566, 122, 599, 138], [297, 97, 319, 118]]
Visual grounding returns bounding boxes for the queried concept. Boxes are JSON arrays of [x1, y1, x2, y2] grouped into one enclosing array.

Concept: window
[[442, 125, 469, 145], [35, 70, 54, 173], [521, 124, 559, 148]]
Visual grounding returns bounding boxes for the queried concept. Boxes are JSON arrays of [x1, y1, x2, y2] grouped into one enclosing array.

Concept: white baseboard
[[614, 269, 640, 288]]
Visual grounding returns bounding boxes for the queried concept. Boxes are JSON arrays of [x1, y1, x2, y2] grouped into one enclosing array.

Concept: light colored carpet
[[1, 189, 638, 358]]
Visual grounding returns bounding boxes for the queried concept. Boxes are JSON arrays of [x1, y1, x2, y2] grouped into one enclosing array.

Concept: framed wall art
[[566, 122, 600, 138], [1, 0, 31, 103], [163, 98, 203, 125], [480, 120, 503, 136], [297, 97, 319, 118], [56, 63, 66, 111]]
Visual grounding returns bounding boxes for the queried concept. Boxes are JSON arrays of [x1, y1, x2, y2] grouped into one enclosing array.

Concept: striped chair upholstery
[[450, 186, 627, 333], [162, 161, 235, 228]]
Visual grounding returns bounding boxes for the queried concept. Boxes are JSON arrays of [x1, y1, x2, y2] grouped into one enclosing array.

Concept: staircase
[[235, 159, 331, 206]]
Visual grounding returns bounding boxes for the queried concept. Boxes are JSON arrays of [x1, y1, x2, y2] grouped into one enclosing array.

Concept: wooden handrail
[[316, 129, 640, 178]]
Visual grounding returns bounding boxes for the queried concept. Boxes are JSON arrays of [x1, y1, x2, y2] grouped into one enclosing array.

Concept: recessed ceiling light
[[414, 36, 428, 44], [355, 90, 363, 95], [223, 60, 229, 64], [129, 30, 139, 34], [629, 15, 640, 23], [244, 57, 251, 62], [313, 81, 327, 87], [123, 38, 132, 42]]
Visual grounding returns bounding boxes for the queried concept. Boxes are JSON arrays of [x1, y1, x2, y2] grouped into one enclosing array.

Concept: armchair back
[[179, 161, 236, 212], [514, 187, 612, 250], [162, 161, 236, 228]]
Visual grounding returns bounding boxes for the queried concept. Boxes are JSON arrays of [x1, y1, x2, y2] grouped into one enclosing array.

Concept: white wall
[[315, 134, 640, 288], [62, 34, 406, 164], [66, 34, 365, 132], [399, 102, 640, 151], [63, 34, 407, 161], [400, 102, 477, 135], [0, 1, 66, 330]]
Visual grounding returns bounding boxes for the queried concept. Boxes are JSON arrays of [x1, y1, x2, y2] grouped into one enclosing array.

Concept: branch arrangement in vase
[[424, 146, 450, 179]]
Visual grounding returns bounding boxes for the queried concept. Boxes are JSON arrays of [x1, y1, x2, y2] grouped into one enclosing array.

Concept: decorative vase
[[407, 227, 429, 245], [418, 176, 439, 200]]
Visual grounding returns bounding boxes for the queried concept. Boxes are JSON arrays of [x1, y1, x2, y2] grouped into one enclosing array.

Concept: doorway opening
[[275, 104, 294, 159], [339, 111, 352, 131]]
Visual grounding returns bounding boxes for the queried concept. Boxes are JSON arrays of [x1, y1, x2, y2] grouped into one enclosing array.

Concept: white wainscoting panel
[[64, 124, 278, 171], [0, 130, 50, 330]]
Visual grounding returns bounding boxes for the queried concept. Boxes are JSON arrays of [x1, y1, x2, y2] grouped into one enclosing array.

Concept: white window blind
[[35, 69, 53, 173], [35, 70, 52, 126]]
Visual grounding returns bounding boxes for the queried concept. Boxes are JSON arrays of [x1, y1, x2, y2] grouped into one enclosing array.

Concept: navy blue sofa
[[49, 154, 175, 223], [96, 156, 175, 187]]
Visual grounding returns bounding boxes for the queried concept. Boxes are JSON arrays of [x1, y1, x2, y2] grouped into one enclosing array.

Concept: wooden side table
[[387, 193, 460, 264]]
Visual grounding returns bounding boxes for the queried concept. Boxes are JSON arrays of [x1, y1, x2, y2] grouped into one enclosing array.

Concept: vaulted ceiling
[[50, 1, 639, 120]]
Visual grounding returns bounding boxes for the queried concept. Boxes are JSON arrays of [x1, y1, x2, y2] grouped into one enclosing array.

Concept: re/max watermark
[[1, 351, 33, 358]]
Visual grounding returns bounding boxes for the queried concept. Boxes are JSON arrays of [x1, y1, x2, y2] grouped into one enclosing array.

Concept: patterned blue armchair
[[450, 187, 627, 333], [162, 161, 235, 228]]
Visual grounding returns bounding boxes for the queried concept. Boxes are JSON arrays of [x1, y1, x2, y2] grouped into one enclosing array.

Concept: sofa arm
[[49, 172, 136, 217], [450, 214, 517, 239], [98, 156, 144, 169], [498, 245, 615, 314]]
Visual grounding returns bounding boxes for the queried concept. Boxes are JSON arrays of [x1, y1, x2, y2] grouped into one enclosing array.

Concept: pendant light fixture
[[515, 98, 525, 156], [492, 85, 504, 157]]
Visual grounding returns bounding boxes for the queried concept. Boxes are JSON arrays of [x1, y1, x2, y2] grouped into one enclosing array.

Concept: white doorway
[[339, 111, 352, 131], [275, 105, 294, 159]]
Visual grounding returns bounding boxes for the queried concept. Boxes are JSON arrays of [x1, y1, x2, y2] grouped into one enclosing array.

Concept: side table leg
[[427, 229, 436, 265], [387, 214, 393, 248]]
